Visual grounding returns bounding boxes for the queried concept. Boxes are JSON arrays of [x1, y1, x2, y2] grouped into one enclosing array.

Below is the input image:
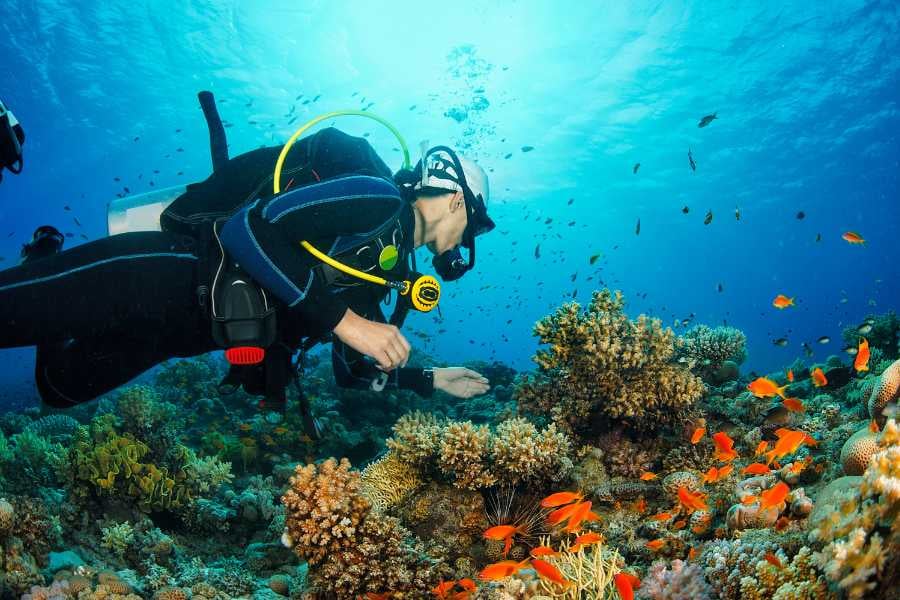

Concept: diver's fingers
[[463, 368, 489, 382], [375, 349, 394, 370]]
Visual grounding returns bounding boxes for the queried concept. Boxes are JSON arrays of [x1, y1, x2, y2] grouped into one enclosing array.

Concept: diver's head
[[407, 148, 494, 281]]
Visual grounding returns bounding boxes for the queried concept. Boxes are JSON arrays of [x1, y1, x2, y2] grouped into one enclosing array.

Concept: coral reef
[[809, 419, 900, 599], [386, 413, 573, 490], [515, 289, 705, 436], [281, 457, 447, 597], [868, 357, 899, 426], [840, 425, 879, 475], [637, 559, 714, 599], [678, 324, 747, 383]]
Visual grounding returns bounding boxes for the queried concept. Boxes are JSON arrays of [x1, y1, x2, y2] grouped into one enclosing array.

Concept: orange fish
[[854, 338, 870, 373], [741, 495, 758, 505], [842, 231, 865, 244], [743, 463, 772, 475], [239, 423, 253, 431], [765, 429, 808, 464], [782, 397, 805, 412], [712, 431, 739, 461], [747, 377, 789, 399], [483, 525, 523, 541], [478, 559, 530, 581], [432, 581, 456, 598], [810, 367, 828, 387], [562, 500, 594, 533], [870, 420, 880, 433], [366, 593, 392, 600], [690, 426, 706, 444], [645, 538, 666, 551], [672, 519, 687, 530], [702, 467, 719, 484], [787, 459, 808, 476], [774, 427, 818, 446], [786, 369, 794, 382], [530, 546, 559, 558], [570, 532, 603, 552], [764, 552, 783, 568], [540, 491, 583, 508], [651, 512, 673, 521], [759, 482, 790, 511], [273, 426, 289, 435], [547, 501, 584, 526], [531, 558, 571, 587], [688, 546, 698, 561], [457, 579, 476, 591], [639, 471, 657, 481], [772, 294, 795, 309], [677, 486, 708, 513], [614, 572, 641, 600], [633, 497, 647, 514], [718, 464, 733, 478], [755, 441, 769, 456]]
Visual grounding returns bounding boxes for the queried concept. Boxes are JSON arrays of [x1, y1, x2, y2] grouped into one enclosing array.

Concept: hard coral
[[281, 458, 446, 597], [679, 324, 747, 369], [840, 425, 879, 475], [515, 289, 704, 437], [868, 358, 899, 427], [637, 559, 714, 600], [810, 419, 900, 599]]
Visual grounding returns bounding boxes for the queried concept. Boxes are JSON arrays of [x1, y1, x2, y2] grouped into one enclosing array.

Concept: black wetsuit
[[0, 138, 433, 408]]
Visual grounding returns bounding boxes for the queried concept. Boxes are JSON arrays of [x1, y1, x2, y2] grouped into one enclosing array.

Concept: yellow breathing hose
[[272, 110, 413, 294]]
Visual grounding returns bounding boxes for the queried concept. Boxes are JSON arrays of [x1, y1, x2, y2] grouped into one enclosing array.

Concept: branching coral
[[100, 521, 135, 558], [810, 418, 900, 599], [280, 458, 447, 597], [386, 414, 573, 490], [679, 324, 747, 369], [514, 289, 704, 437]]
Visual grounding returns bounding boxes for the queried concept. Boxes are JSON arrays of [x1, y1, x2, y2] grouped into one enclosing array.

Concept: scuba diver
[[0, 97, 26, 183], [0, 98, 495, 439]]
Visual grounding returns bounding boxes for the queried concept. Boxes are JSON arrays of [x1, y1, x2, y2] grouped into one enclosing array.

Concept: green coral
[[100, 521, 135, 558], [67, 427, 194, 512], [0, 430, 66, 492], [515, 289, 705, 436]]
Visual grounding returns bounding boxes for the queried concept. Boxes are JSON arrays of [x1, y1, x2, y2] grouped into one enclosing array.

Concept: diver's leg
[[35, 331, 173, 408], [0, 231, 203, 348]]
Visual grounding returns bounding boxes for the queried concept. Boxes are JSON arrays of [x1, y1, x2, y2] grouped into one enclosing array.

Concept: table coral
[[515, 289, 704, 436]]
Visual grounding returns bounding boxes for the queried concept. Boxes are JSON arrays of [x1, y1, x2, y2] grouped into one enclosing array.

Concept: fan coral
[[810, 418, 900, 599], [281, 457, 446, 597], [868, 358, 899, 427], [840, 425, 879, 475], [360, 451, 424, 511], [679, 324, 747, 369], [637, 559, 714, 600], [515, 289, 704, 436]]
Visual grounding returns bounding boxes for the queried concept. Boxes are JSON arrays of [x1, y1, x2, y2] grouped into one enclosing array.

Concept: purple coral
[[637, 559, 714, 600]]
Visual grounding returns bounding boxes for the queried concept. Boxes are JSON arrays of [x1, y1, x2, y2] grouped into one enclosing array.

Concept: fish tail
[[776, 384, 789, 399]]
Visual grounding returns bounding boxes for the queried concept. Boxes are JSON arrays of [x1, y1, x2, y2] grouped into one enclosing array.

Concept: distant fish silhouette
[[635, 218, 641, 235], [633, 163, 640, 174], [698, 113, 717, 128], [704, 210, 713, 225], [682, 206, 690, 214], [688, 149, 697, 172]]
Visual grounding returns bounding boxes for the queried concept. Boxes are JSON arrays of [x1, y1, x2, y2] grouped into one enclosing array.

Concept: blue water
[[1, 1, 898, 402]]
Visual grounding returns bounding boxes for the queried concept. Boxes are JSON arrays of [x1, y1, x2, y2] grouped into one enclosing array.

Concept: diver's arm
[[332, 334, 435, 397]]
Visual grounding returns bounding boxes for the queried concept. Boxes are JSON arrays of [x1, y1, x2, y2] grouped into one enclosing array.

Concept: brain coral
[[515, 289, 705, 436], [840, 426, 879, 476]]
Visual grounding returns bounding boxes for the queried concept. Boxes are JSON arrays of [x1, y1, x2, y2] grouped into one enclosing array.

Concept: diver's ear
[[449, 190, 464, 212]]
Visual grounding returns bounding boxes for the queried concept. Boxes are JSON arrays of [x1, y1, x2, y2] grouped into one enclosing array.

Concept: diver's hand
[[434, 367, 490, 399], [333, 308, 410, 370]]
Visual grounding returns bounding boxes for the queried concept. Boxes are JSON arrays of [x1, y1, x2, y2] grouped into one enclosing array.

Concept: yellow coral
[[516, 289, 704, 436], [739, 546, 835, 600], [490, 418, 573, 485], [525, 535, 623, 598], [812, 419, 900, 599], [439, 421, 496, 489], [360, 451, 424, 511], [840, 426, 879, 476]]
